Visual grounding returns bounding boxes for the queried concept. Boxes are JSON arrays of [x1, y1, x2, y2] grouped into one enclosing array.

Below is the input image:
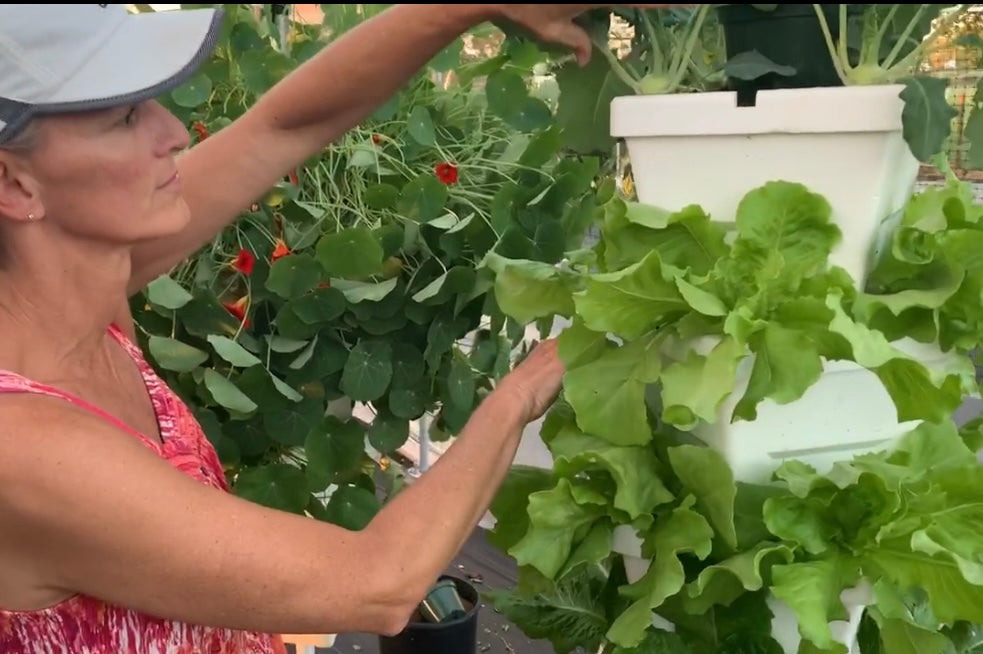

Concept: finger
[[533, 340, 564, 373], [544, 20, 593, 66], [525, 339, 556, 365]]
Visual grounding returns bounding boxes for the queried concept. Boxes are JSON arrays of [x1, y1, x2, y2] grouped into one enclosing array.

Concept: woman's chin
[[140, 201, 192, 242]]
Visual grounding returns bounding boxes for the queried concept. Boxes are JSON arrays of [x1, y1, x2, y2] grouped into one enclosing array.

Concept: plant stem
[[669, 5, 709, 91], [883, 4, 928, 70], [837, 4, 852, 76], [639, 9, 664, 75], [813, 4, 850, 84], [593, 38, 642, 92], [870, 4, 899, 65]]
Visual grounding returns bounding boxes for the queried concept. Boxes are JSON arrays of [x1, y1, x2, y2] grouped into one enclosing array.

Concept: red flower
[[372, 134, 381, 144], [434, 162, 458, 185], [191, 121, 208, 141], [222, 297, 250, 329], [231, 248, 255, 276], [271, 239, 290, 262]]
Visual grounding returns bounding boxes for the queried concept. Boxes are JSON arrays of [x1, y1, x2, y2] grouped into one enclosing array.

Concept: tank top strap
[[106, 323, 156, 374], [0, 324, 165, 449], [0, 368, 153, 445]]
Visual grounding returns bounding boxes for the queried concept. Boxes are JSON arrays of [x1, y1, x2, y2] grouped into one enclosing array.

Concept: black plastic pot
[[717, 4, 866, 96], [378, 575, 480, 654]]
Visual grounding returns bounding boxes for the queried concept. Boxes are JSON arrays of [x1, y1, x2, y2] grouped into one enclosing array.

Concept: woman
[[0, 4, 665, 653]]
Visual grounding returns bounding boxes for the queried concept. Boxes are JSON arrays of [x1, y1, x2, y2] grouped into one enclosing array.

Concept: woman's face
[[2, 99, 192, 247]]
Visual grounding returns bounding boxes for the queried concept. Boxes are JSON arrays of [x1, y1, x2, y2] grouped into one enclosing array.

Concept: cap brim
[[35, 7, 222, 114]]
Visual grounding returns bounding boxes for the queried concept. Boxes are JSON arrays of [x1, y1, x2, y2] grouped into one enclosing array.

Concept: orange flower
[[271, 239, 290, 262], [222, 296, 250, 329], [191, 120, 208, 141], [434, 162, 458, 185], [372, 134, 381, 144], [231, 248, 254, 276]]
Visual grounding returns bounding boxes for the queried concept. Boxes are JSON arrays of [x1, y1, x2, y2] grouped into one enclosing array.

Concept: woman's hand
[[495, 4, 690, 65], [495, 338, 566, 424]]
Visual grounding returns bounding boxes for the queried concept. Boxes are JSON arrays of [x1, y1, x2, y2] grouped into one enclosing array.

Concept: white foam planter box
[[660, 335, 959, 484], [610, 84, 920, 288], [611, 526, 869, 654]]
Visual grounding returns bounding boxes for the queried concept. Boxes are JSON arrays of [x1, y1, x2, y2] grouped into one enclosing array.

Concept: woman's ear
[[0, 154, 44, 224]]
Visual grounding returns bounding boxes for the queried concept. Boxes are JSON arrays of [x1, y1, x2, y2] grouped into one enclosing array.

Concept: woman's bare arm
[[0, 340, 561, 636]]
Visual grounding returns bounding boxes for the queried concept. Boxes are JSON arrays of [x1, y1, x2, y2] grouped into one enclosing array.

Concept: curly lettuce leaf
[[509, 478, 608, 580], [549, 426, 674, 519], [659, 335, 745, 430], [769, 558, 861, 652], [573, 250, 688, 340], [563, 331, 662, 446], [766, 420, 983, 640], [600, 199, 728, 274], [606, 500, 714, 648], [714, 181, 842, 312]]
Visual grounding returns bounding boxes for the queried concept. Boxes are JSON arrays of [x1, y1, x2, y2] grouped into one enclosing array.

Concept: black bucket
[[378, 575, 480, 654], [717, 4, 867, 94]]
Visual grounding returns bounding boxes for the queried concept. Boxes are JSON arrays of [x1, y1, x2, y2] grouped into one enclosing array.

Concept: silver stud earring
[[27, 213, 34, 221]]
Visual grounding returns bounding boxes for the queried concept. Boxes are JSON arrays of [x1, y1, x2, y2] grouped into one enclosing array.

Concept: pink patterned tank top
[[0, 324, 287, 654]]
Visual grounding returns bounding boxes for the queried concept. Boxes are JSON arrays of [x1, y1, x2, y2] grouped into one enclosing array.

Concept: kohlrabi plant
[[817, 4, 970, 85], [815, 4, 971, 161], [590, 5, 721, 95]]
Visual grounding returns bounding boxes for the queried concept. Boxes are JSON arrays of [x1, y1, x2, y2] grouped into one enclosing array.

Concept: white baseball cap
[[0, 4, 224, 144]]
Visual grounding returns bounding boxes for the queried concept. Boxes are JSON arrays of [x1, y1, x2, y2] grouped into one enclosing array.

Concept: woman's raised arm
[[0, 339, 563, 637]]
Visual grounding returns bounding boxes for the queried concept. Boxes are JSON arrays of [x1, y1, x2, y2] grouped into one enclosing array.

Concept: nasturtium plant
[[483, 165, 983, 652], [129, 4, 599, 527]]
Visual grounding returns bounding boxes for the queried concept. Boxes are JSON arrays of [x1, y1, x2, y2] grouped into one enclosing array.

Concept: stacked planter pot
[[602, 8, 939, 653]]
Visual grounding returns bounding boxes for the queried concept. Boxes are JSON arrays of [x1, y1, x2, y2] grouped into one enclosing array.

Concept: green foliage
[[130, 4, 598, 526], [485, 170, 983, 651]]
